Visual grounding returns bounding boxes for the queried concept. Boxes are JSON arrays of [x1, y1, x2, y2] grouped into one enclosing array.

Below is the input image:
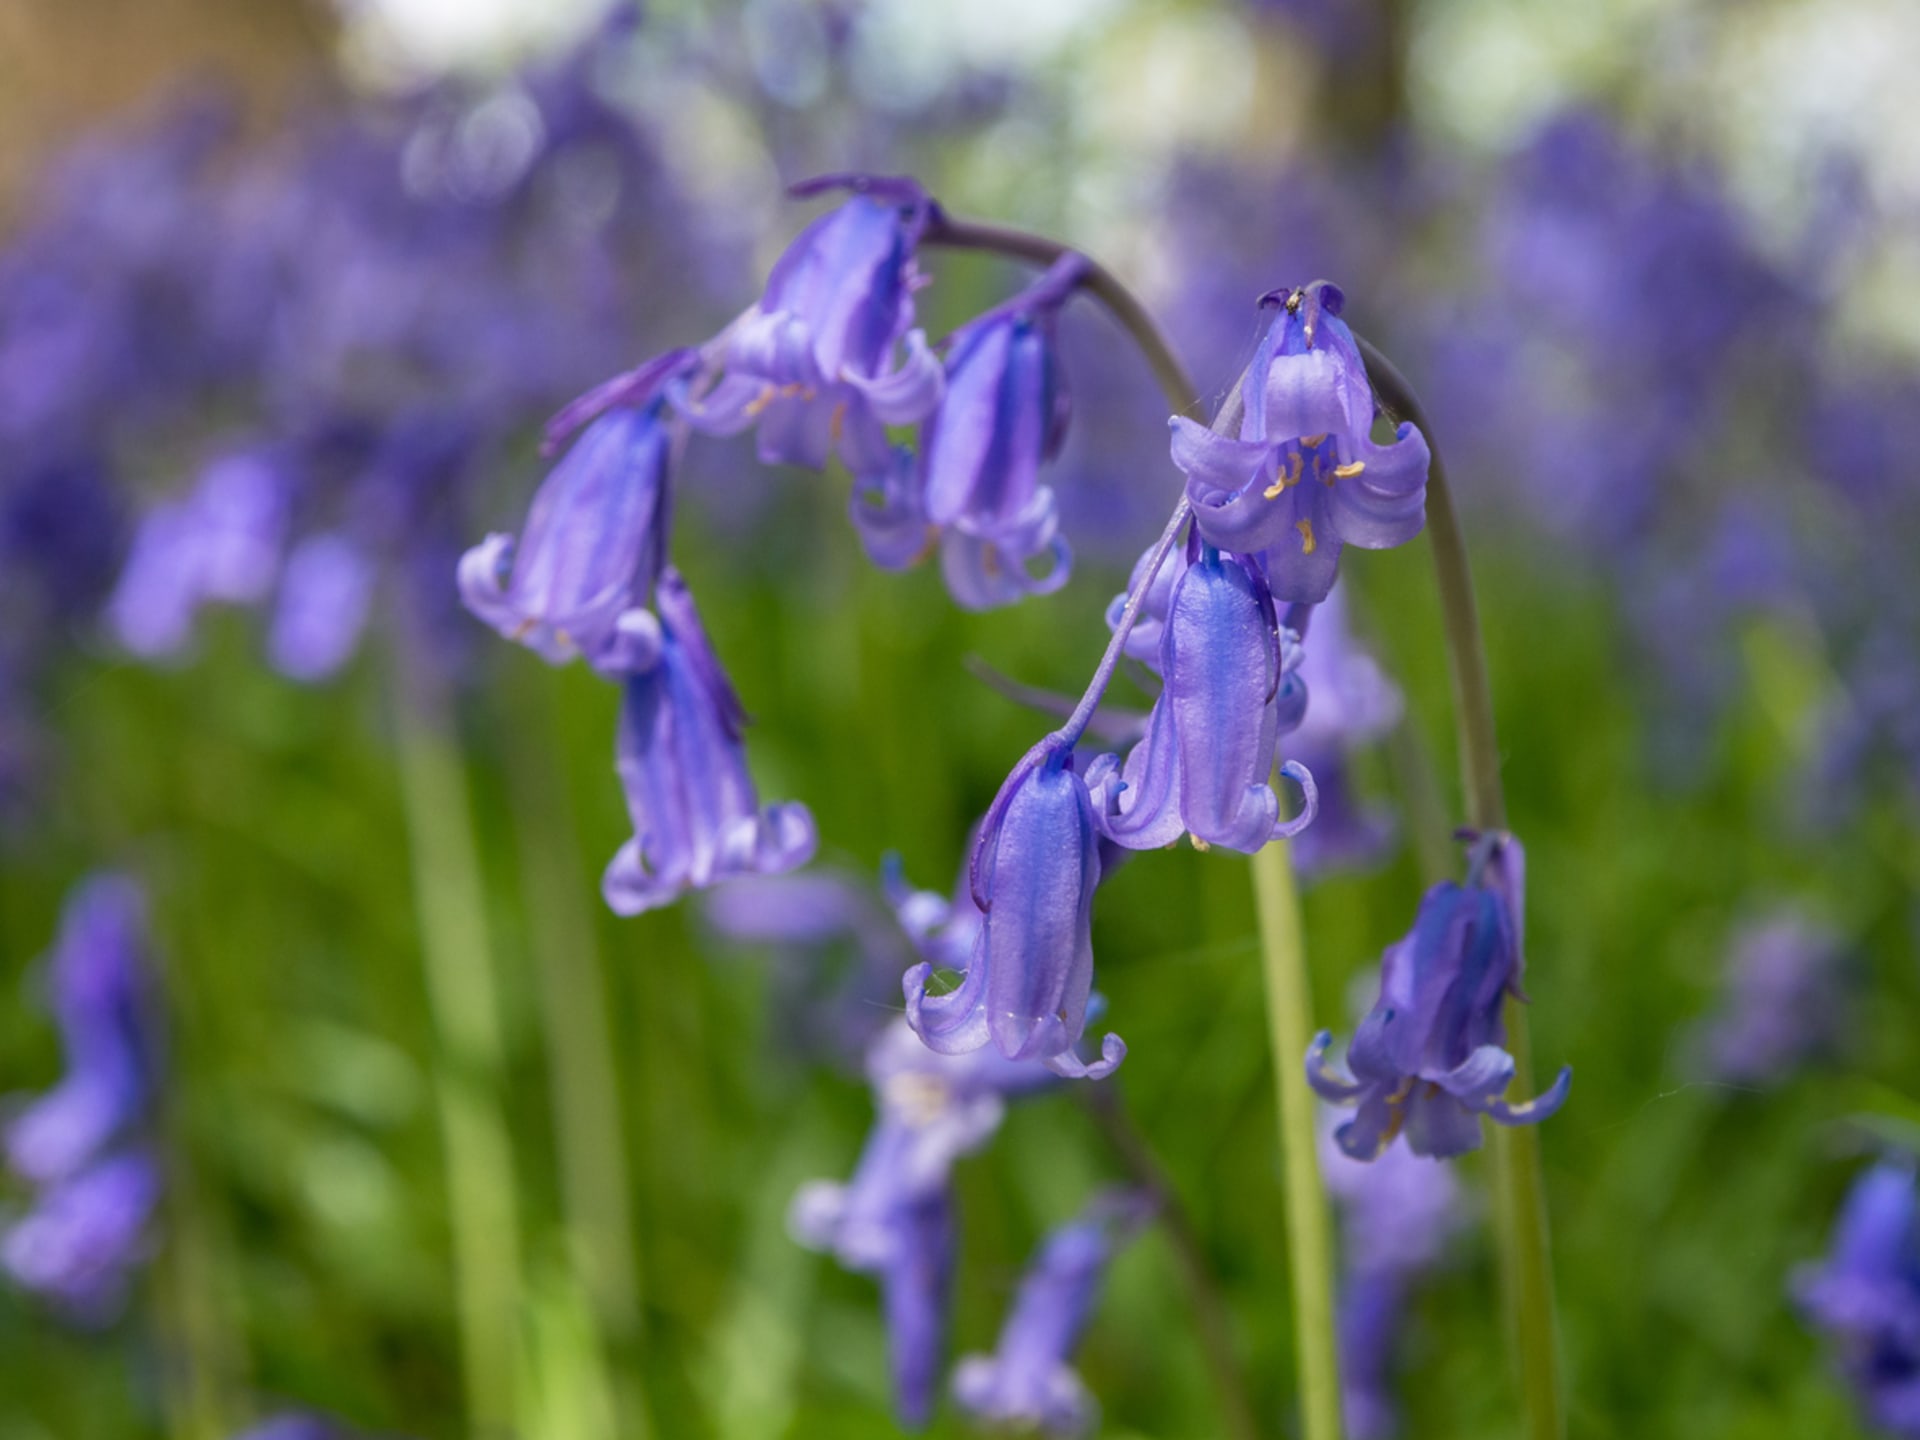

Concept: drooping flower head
[[601, 568, 816, 915], [1308, 832, 1570, 1159], [1795, 1161, 1920, 1435], [951, 1189, 1155, 1439], [460, 353, 694, 668], [686, 175, 943, 478], [911, 252, 1087, 609], [6, 875, 161, 1186], [903, 743, 1122, 1080], [790, 1017, 1059, 1428], [1169, 282, 1429, 604], [1087, 538, 1316, 854]]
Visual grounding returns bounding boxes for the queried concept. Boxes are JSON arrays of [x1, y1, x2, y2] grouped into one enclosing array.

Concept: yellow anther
[[1301, 433, 1326, 448], [742, 384, 778, 419], [1333, 460, 1366, 478], [1262, 450, 1304, 499], [1295, 518, 1317, 555], [1190, 834, 1211, 852]]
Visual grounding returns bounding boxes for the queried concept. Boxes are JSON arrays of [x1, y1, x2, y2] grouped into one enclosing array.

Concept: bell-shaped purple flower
[[1795, 1161, 1920, 1435], [686, 176, 943, 477], [601, 568, 816, 915], [903, 746, 1122, 1080], [951, 1189, 1153, 1438], [1087, 544, 1316, 854], [7, 875, 161, 1186], [905, 253, 1083, 609], [1307, 833, 1570, 1159], [1169, 282, 1429, 604], [1, 1147, 160, 1322], [459, 401, 674, 668], [268, 532, 375, 683]]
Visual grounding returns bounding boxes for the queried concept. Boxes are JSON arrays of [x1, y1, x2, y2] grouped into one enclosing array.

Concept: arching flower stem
[[1349, 334, 1564, 1440], [925, 212, 1343, 1440]]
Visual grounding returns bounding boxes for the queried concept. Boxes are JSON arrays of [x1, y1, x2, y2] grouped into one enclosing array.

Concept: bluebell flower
[[1335, 1267, 1406, 1440], [459, 391, 678, 669], [107, 448, 292, 659], [6, 876, 160, 1186], [1169, 282, 1429, 604], [1087, 542, 1316, 853], [268, 533, 375, 683], [791, 1016, 1058, 1428], [601, 568, 816, 915], [951, 1189, 1154, 1438], [908, 253, 1084, 609], [686, 176, 943, 477], [229, 1416, 352, 1440], [1, 1147, 161, 1322], [1692, 910, 1848, 1086], [903, 745, 1123, 1080], [1308, 833, 1570, 1158], [1796, 1161, 1920, 1436]]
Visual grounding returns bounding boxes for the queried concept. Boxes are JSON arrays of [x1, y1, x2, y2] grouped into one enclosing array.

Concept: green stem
[[501, 672, 652, 1437], [391, 666, 522, 1437], [1250, 839, 1342, 1440], [1079, 1088, 1262, 1440], [1355, 335, 1564, 1440]]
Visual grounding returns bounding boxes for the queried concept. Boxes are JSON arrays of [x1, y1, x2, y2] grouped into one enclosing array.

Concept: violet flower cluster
[[1309, 832, 1571, 1159], [2, 875, 164, 1321], [1693, 909, 1850, 1087], [1796, 1161, 1920, 1436]]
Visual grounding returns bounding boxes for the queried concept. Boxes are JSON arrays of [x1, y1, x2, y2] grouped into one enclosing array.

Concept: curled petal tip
[[1305, 1030, 1365, 1102], [1044, 1032, 1126, 1081], [1486, 1063, 1573, 1127]]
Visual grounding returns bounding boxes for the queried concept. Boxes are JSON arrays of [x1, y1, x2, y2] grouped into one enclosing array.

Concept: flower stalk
[[924, 214, 1347, 1440], [1353, 336, 1564, 1440]]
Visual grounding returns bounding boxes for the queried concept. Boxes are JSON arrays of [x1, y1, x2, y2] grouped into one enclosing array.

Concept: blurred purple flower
[[903, 746, 1122, 1080], [1308, 833, 1569, 1158], [1291, 584, 1401, 877], [1, 1147, 160, 1323], [1693, 911, 1848, 1086], [791, 1016, 1058, 1427], [950, 1189, 1154, 1438], [230, 1416, 352, 1440], [7, 876, 160, 1185], [269, 533, 376, 684], [1796, 1162, 1920, 1436], [1086, 543, 1316, 853], [1170, 283, 1428, 604], [107, 449, 292, 660], [601, 568, 815, 915]]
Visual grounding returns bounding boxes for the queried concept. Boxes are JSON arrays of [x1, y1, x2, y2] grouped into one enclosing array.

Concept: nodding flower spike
[[1170, 280, 1430, 604], [951, 1189, 1155, 1439], [1307, 832, 1570, 1159], [903, 746, 1123, 1080], [459, 402, 675, 669], [1087, 545, 1317, 853], [601, 569, 816, 916], [686, 174, 943, 477], [790, 1016, 1057, 1429]]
